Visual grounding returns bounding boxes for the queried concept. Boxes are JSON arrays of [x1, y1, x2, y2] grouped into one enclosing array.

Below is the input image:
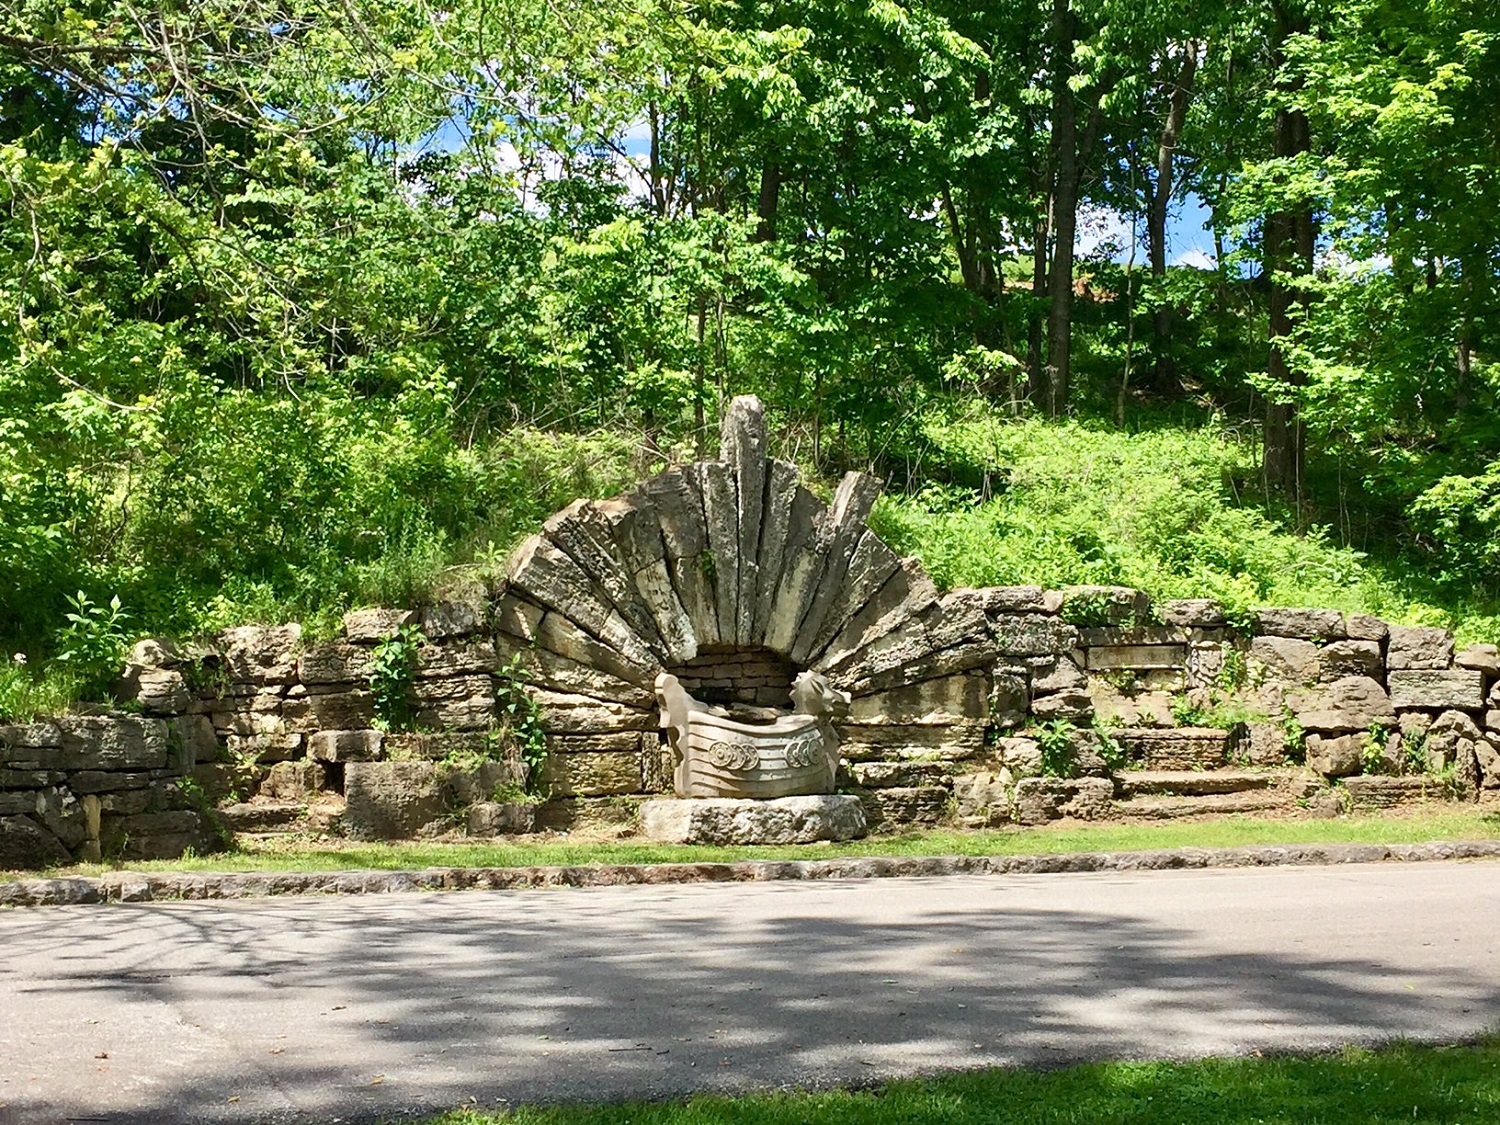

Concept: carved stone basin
[[656, 670, 849, 799]]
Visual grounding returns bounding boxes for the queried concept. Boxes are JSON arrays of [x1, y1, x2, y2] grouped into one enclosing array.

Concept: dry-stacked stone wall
[[4, 396, 1498, 868]]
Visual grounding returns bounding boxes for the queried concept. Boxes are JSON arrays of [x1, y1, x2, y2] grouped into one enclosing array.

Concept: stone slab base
[[639, 795, 867, 845]]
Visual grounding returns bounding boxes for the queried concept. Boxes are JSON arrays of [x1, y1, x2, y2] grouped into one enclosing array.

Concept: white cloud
[[1172, 248, 1216, 270]]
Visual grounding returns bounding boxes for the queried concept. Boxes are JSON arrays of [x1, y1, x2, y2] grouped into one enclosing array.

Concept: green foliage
[[368, 624, 426, 732], [1091, 719, 1127, 772], [1361, 724, 1391, 776], [0, 662, 78, 723], [1281, 708, 1307, 762], [54, 592, 130, 697], [496, 653, 549, 795], [1035, 720, 1078, 778]]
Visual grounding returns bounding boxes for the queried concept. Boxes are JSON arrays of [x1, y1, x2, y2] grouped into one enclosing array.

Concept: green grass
[[13, 808, 1499, 881], [418, 1040, 1500, 1125]]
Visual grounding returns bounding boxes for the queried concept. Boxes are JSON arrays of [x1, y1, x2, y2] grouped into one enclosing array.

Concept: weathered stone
[[217, 802, 307, 833], [1291, 676, 1395, 733], [220, 624, 302, 684], [995, 736, 1043, 776], [639, 795, 866, 845], [834, 592, 995, 693], [1343, 774, 1456, 809], [343, 608, 413, 643], [1085, 645, 1187, 671], [1387, 625, 1455, 670], [846, 673, 990, 726], [116, 666, 189, 715], [0, 815, 70, 868], [1077, 626, 1192, 646], [533, 796, 641, 833], [0, 723, 62, 755], [1316, 640, 1384, 680], [67, 770, 153, 794], [226, 731, 304, 764], [1161, 599, 1226, 627], [308, 729, 384, 763], [1305, 734, 1363, 778], [695, 460, 742, 652], [98, 789, 153, 816], [643, 466, 720, 648], [304, 690, 376, 732], [466, 801, 535, 836], [1253, 607, 1346, 641], [528, 689, 656, 733], [1399, 711, 1434, 740], [1061, 586, 1151, 625], [497, 601, 657, 692], [798, 531, 903, 665], [1115, 770, 1275, 797], [506, 535, 659, 669], [1455, 645, 1500, 678], [816, 558, 940, 674], [838, 725, 985, 763], [545, 499, 670, 660], [952, 771, 1011, 827], [34, 788, 88, 849], [542, 751, 643, 798], [343, 761, 452, 839], [57, 716, 170, 771], [860, 785, 951, 827], [418, 597, 486, 640], [978, 586, 1062, 615], [1345, 614, 1390, 642], [297, 644, 374, 685], [849, 761, 952, 788], [442, 760, 528, 804], [412, 674, 497, 731], [1473, 736, 1500, 789], [721, 396, 768, 647], [990, 673, 1028, 728], [1425, 711, 1482, 791], [170, 714, 220, 765], [1031, 657, 1087, 694], [100, 810, 218, 860], [1012, 776, 1114, 824], [1248, 636, 1322, 684], [1115, 727, 1232, 770], [1388, 669, 1484, 711], [990, 614, 1078, 657], [792, 485, 889, 666], [1030, 690, 1093, 721]]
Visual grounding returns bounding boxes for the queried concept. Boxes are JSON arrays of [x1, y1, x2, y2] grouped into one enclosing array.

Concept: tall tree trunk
[[1457, 253, 1480, 412], [1263, 3, 1312, 503], [755, 159, 781, 242], [1148, 43, 1199, 391], [1045, 0, 1079, 417], [1028, 187, 1050, 396]]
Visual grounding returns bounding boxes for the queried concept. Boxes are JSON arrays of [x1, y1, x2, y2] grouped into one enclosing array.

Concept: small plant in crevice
[[1060, 592, 1122, 628], [1403, 731, 1429, 776], [496, 651, 549, 795], [1281, 706, 1307, 763], [1361, 723, 1391, 775], [369, 623, 426, 731], [1091, 718, 1127, 772], [1216, 645, 1248, 692], [1036, 719, 1078, 778]]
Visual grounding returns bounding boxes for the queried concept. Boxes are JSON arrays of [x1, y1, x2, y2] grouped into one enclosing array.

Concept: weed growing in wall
[[369, 623, 426, 730], [56, 591, 131, 698], [1361, 724, 1391, 775], [1036, 719, 1078, 778], [496, 652, 548, 794]]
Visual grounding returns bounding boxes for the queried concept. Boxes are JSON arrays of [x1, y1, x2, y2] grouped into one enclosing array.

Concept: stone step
[[1115, 770, 1277, 798], [1342, 774, 1462, 810], [217, 802, 307, 833], [1113, 726, 1235, 770], [1112, 791, 1292, 820]]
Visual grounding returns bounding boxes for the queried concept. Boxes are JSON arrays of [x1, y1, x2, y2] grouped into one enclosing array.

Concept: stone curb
[[3, 839, 1500, 907]]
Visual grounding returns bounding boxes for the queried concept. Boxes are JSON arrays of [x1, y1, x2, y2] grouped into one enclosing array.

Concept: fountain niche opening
[[663, 645, 798, 711]]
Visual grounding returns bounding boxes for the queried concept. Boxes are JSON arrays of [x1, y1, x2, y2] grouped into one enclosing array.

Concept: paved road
[[2, 862, 1498, 1124]]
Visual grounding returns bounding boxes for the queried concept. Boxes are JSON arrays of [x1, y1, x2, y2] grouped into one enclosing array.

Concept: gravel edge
[[3, 839, 1500, 906]]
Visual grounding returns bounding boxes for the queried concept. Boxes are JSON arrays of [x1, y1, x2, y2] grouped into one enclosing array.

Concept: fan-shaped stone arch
[[492, 396, 997, 730]]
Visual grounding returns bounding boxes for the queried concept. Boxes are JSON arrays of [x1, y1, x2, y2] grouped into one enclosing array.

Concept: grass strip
[[11, 808, 1499, 881], [417, 1041, 1500, 1125]]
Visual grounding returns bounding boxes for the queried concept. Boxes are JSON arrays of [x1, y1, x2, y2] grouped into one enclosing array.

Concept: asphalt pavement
[[2, 860, 1498, 1124]]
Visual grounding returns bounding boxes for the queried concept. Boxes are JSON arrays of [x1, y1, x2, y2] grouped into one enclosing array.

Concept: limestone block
[[722, 397, 767, 647], [978, 586, 1063, 615], [846, 673, 990, 726], [695, 460, 742, 650], [1345, 614, 1390, 642], [815, 558, 939, 673], [98, 789, 152, 815], [991, 614, 1078, 657], [791, 474, 885, 664], [1030, 690, 1093, 721], [1253, 607, 1346, 641], [860, 785, 950, 827], [308, 729, 384, 763], [116, 666, 189, 715], [414, 642, 496, 678], [497, 615, 656, 702], [952, 771, 1011, 827], [544, 499, 669, 658], [297, 644, 375, 686], [442, 760, 528, 804], [1425, 711, 1482, 792], [506, 535, 658, 669], [1317, 640, 1383, 680], [57, 716, 170, 772], [642, 467, 719, 648], [343, 608, 413, 643], [1388, 669, 1484, 711], [1456, 645, 1500, 678], [1031, 656, 1087, 694], [750, 459, 801, 643], [0, 768, 58, 789], [1343, 775, 1452, 808], [343, 761, 451, 839], [1077, 626, 1191, 647], [1085, 645, 1187, 671], [797, 531, 902, 665], [990, 673, 1028, 728], [1473, 736, 1500, 789], [0, 815, 71, 868], [227, 731, 304, 764], [466, 801, 535, 836], [1305, 734, 1362, 778], [1387, 625, 1455, 670], [534, 797, 641, 833], [639, 795, 866, 845], [1290, 676, 1395, 733], [1061, 585, 1151, 625], [1248, 635, 1322, 685], [542, 751, 643, 798], [1115, 727, 1231, 770], [1161, 599, 1226, 627], [1244, 723, 1289, 766], [839, 724, 985, 763], [0, 723, 62, 756], [305, 690, 376, 731], [1487, 711, 1500, 732], [417, 598, 486, 641], [34, 788, 88, 849], [170, 714, 220, 765], [849, 761, 952, 788], [67, 770, 153, 793], [412, 674, 496, 731], [220, 624, 302, 684], [530, 690, 657, 733], [1012, 776, 1113, 825], [995, 736, 1041, 776], [99, 810, 218, 860]]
